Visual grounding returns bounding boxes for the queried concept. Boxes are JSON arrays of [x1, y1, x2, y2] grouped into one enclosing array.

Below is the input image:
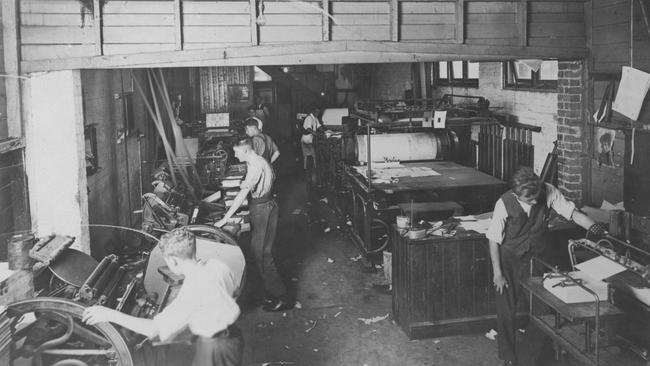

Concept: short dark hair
[[247, 105, 256, 112], [159, 227, 196, 260], [510, 166, 541, 198], [244, 118, 260, 128], [233, 137, 253, 149]]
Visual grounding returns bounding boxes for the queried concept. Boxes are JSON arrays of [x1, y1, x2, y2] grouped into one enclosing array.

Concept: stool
[[398, 201, 464, 222]]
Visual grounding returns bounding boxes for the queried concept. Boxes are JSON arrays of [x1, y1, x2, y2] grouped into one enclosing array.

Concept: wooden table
[[392, 227, 511, 339]]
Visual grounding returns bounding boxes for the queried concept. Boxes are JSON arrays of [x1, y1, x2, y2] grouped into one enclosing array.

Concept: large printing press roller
[[354, 130, 458, 163]]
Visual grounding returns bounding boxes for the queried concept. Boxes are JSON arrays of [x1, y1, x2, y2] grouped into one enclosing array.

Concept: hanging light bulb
[[256, 0, 267, 26]]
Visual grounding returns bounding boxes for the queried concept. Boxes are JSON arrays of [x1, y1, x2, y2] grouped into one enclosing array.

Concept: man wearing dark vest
[[244, 118, 280, 165], [486, 166, 605, 366]]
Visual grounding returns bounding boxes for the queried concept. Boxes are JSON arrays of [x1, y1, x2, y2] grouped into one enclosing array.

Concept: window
[[503, 60, 558, 91], [433, 61, 479, 88]]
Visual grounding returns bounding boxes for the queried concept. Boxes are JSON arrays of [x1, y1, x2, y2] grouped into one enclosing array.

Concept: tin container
[[8, 233, 35, 270]]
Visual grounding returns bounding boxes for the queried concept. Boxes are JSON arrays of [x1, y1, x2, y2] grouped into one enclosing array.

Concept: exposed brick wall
[[556, 61, 586, 203]]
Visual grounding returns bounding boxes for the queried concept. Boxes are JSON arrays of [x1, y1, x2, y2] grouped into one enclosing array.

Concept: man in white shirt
[[486, 166, 605, 366], [83, 227, 243, 366], [301, 106, 321, 170]]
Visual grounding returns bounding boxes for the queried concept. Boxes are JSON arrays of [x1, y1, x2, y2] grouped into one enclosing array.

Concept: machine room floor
[[234, 169, 568, 366]]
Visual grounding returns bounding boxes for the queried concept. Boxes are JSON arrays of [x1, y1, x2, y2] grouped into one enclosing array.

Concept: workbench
[[520, 276, 635, 366], [348, 161, 507, 257]]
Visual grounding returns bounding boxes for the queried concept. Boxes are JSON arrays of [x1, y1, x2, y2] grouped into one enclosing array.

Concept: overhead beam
[[249, 0, 258, 45], [21, 41, 588, 72], [2, 0, 22, 138], [390, 0, 399, 42]]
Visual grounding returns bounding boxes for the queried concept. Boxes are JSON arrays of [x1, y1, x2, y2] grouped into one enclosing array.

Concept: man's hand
[[493, 273, 508, 294], [214, 218, 227, 228], [82, 306, 118, 326]]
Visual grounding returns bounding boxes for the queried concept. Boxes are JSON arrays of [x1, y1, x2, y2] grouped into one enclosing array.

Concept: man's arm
[[270, 150, 280, 163], [215, 187, 251, 227], [83, 306, 159, 339], [489, 240, 508, 294], [571, 210, 597, 231]]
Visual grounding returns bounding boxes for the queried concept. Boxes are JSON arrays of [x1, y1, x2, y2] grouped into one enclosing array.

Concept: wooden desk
[[392, 227, 502, 339]]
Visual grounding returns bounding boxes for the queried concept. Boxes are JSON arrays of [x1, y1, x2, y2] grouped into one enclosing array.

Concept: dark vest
[[501, 188, 549, 257], [252, 134, 274, 162]]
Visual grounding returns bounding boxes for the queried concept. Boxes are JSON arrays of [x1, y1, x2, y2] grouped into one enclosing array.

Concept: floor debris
[[305, 320, 318, 333], [485, 329, 498, 340], [294, 301, 303, 309], [327, 257, 335, 263], [358, 313, 390, 325], [261, 362, 294, 366], [333, 311, 342, 318], [350, 255, 362, 262]]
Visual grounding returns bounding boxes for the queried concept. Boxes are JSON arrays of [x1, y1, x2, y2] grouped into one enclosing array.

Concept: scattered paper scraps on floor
[[350, 255, 362, 262], [334, 311, 342, 318], [518, 328, 526, 334], [433, 339, 441, 344], [358, 313, 390, 325], [292, 209, 302, 215], [327, 257, 335, 263], [485, 329, 498, 340], [375, 264, 383, 269], [346, 220, 353, 226], [262, 362, 294, 366], [294, 301, 303, 309], [284, 345, 290, 350], [324, 227, 331, 233], [320, 197, 328, 203], [305, 320, 317, 333], [313, 348, 319, 352], [282, 313, 287, 317], [291, 277, 298, 282]]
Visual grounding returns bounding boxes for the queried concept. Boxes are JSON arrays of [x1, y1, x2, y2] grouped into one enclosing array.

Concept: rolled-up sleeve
[[545, 183, 575, 221], [486, 199, 507, 244], [152, 287, 193, 342]]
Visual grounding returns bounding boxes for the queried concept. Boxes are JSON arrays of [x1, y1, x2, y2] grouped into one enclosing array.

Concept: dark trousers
[[496, 248, 548, 365], [191, 326, 244, 366], [249, 199, 287, 297]]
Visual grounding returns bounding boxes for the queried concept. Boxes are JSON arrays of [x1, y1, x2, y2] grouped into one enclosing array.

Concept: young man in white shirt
[[486, 166, 605, 366], [83, 227, 243, 366], [301, 107, 321, 170]]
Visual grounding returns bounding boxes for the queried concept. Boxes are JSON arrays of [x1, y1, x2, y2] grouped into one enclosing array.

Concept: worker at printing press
[[248, 95, 270, 129], [83, 227, 243, 366], [244, 118, 280, 165], [486, 166, 606, 366], [215, 138, 293, 312]]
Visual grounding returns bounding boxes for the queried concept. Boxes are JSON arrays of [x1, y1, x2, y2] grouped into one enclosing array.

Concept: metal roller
[[355, 131, 456, 163], [92, 259, 119, 299], [98, 266, 127, 306], [78, 255, 115, 301]]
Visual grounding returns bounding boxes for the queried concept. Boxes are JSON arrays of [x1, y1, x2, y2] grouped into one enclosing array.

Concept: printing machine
[[314, 96, 507, 259]]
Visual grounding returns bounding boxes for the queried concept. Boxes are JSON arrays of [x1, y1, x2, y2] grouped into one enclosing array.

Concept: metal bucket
[[8, 233, 35, 270]]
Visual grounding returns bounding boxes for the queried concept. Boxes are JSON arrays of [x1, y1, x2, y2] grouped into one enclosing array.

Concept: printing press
[[313, 96, 508, 259]]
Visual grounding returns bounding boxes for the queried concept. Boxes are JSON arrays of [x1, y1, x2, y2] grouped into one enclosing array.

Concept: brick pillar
[[557, 60, 586, 203]]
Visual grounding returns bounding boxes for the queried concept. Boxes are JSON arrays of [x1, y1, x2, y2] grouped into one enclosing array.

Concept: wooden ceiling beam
[[21, 41, 587, 73]]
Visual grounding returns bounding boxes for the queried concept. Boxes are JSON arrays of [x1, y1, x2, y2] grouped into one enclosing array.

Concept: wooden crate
[[392, 227, 496, 339], [0, 267, 34, 306]]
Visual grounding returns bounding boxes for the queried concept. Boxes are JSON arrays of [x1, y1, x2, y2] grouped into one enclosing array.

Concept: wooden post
[[250, 0, 259, 45], [2, 0, 21, 138], [390, 0, 399, 42], [455, 0, 464, 44], [322, 0, 330, 41], [174, 0, 183, 50], [518, 0, 528, 47], [93, 0, 103, 55]]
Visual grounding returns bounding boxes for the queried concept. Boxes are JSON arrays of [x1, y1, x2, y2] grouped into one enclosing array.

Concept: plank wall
[[18, 0, 588, 64]]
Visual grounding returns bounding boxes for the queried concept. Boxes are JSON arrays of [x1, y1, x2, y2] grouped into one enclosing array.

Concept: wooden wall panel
[[102, 0, 175, 55], [258, 1, 321, 44], [331, 1, 390, 41], [183, 1, 251, 48], [592, 0, 630, 73], [465, 1, 517, 46], [400, 1, 455, 42], [528, 1, 585, 48]]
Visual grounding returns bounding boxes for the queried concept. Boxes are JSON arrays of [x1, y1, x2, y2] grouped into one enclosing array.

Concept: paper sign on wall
[[433, 111, 447, 128], [206, 113, 230, 128], [423, 111, 433, 128], [612, 66, 650, 121]]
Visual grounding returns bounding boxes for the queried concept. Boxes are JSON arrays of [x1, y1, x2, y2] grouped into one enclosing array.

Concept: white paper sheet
[[575, 256, 627, 281], [612, 66, 650, 120]]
